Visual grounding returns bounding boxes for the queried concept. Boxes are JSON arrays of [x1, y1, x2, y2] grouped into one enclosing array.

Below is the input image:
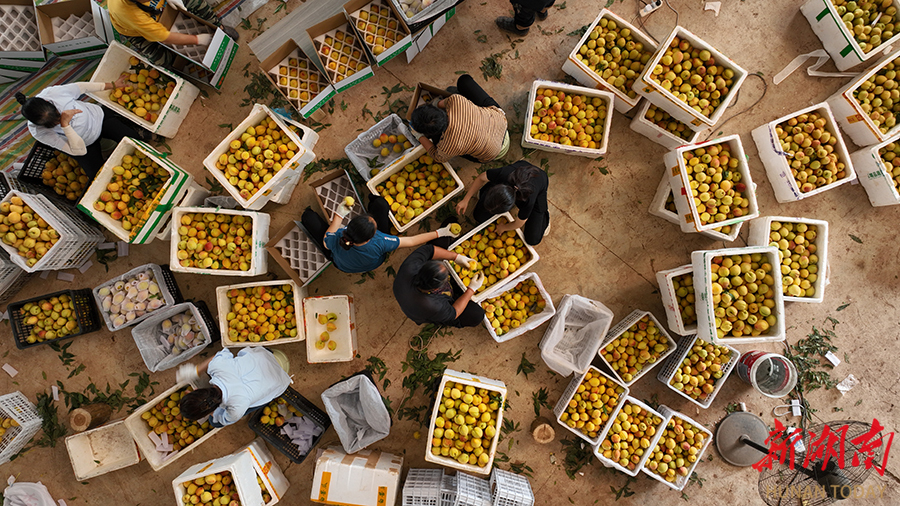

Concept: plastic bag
[[344, 114, 419, 181], [131, 302, 212, 372], [3, 477, 56, 506], [320, 374, 390, 454], [539, 294, 614, 376]]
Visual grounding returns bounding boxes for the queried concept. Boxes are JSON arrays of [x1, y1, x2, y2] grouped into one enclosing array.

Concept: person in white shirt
[[15, 77, 152, 179]]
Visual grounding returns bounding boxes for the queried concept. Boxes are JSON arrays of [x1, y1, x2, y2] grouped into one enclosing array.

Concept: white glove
[[437, 223, 459, 238], [467, 272, 485, 292], [195, 33, 212, 46], [167, 0, 187, 11], [335, 205, 352, 219], [455, 254, 476, 270], [176, 363, 199, 385]]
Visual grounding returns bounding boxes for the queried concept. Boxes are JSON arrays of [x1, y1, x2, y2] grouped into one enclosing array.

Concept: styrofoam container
[[538, 294, 614, 376], [425, 370, 506, 475], [172, 449, 265, 506], [131, 302, 213, 372], [203, 104, 317, 210], [561, 9, 657, 113], [444, 213, 540, 303], [366, 144, 464, 233], [489, 468, 534, 506], [656, 334, 740, 409], [303, 294, 358, 363], [154, 181, 210, 241], [597, 310, 677, 387], [168, 206, 270, 276], [850, 133, 900, 206], [88, 42, 199, 138], [552, 366, 628, 446], [750, 102, 856, 203], [240, 437, 291, 506], [656, 264, 698, 336], [521, 79, 615, 157], [666, 134, 759, 233], [77, 137, 192, 244], [216, 279, 306, 347], [124, 382, 221, 471], [747, 216, 830, 304], [649, 172, 680, 226], [691, 246, 786, 345], [479, 272, 556, 343], [345, 113, 420, 181], [801, 0, 900, 71], [0, 391, 42, 465], [92, 263, 178, 332], [633, 26, 748, 130], [630, 100, 708, 150], [640, 406, 713, 490], [593, 396, 667, 477], [65, 420, 141, 480], [826, 47, 900, 146]]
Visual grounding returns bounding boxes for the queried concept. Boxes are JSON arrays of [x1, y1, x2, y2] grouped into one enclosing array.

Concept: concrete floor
[[1, 0, 899, 505]]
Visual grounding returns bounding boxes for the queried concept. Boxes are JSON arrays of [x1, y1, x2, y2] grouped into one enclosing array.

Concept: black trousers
[[300, 195, 394, 260], [512, 0, 555, 27], [427, 219, 483, 328], [472, 186, 550, 246], [73, 111, 141, 180]]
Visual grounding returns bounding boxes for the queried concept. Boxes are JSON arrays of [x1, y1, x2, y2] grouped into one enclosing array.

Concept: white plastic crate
[[593, 396, 667, 477], [0, 391, 42, 465], [552, 366, 628, 446], [521, 79, 614, 157], [88, 42, 199, 138], [402, 468, 443, 506], [266, 220, 331, 287], [666, 135, 759, 234], [630, 100, 707, 150], [538, 294, 614, 376], [850, 133, 900, 206], [656, 264, 698, 336], [92, 263, 178, 332], [168, 206, 270, 276], [656, 334, 740, 409], [172, 449, 265, 506], [801, 0, 900, 71], [0, 249, 31, 307], [649, 171, 680, 226], [132, 302, 213, 372], [479, 272, 555, 344], [750, 102, 856, 203], [367, 145, 465, 233], [597, 310, 677, 387], [154, 181, 210, 241], [240, 437, 290, 506], [440, 474, 457, 506], [640, 406, 713, 491], [826, 48, 900, 147], [425, 370, 506, 475], [202, 104, 317, 210], [489, 468, 534, 506], [65, 420, 141, 480], [303, 294, 358, 363], [444, 213, 540, 303], [747, 216, 830, 304], [691, 246, 786, 345], [345, 113, 420, 181], [216, 279, 306, 348], [455, 472, 491, 506]]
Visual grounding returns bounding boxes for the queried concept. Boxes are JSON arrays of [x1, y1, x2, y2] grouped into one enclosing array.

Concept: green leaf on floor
[[836, 302, 850, 311], [205, 177, 224, 195], [849, 234, 863, 243], [532, 387, 550, 417], [480, 50, 510, 81], [517, 352, 536, 378], [567, 25, 588, 37], [95, 246, 118, 272], [384, 265, 396, 278], [561, 438, 594, 479], [556, 1, 566, 9], [217, 123, 233, 130], [610, 476, 636, 500], [509, 461, 534, 477]]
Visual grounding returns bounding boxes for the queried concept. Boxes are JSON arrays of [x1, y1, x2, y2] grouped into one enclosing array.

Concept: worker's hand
[[335, 203, 352, 219], [176, 363, 199, 385], [167, 0, 187, 11], [455, 198, 469, 216], [195, 33, 212, 46], [437, 223, 459, 238], [113, 74, 128, 89], [59, 109, 81, 127], [467, 272, 485, 292], [454, 254, 477, 270]]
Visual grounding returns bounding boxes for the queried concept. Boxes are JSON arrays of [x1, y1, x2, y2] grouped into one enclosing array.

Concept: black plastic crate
[[248, 386, 331, 465], [190, 299, 220, 344], [0, 173, 10, 200], [18, 142, 87, 206], [9, 288, 101, 349], [159, 264, 184, 304]]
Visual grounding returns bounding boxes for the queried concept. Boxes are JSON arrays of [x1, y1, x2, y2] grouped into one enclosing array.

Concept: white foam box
[[561, 8, 658, 113], [172, 449, 265, 506], [303, 294, 358, 363], [203, 104, 317, 210], [597, 309, 677, 387], [258, 38, 337, 119], [521, 79, 615, 157], [655, 264, 698, 336], [747, 216, 830, 304], [851, 133, 900, 206], [216, 279, 306, 347], [88, 42, 199, 138], [750, 102, 857, 203], [265, 220, 331, 287], [307, 13, 375, 93], [666, 134, 759, 234], [240, 438, 290, 506], [656, 334, 740, 409], [345, 0, 412, 66], [390, 0, 454, 28], [444, 212, 540, 303], [630, 99, 708, 150], [366, 144, 464, 233], [826, 48, 900, 147], [154, 181, 210, 241], [425, 370, 506, 475], [311, 447, 403, 506], [77, 137, 192, 243], [169, 206, 270, 276], [0, 1, 45, 59], [310, 169, 365, 225], [124, 382, 222, 471], [479, 271, 556, 344], [801, 0, 900, 71], [552, 365, 628, 446], [592, 396, 667, 477], [649, 171, 680, 225], [691, 245, 786, 345], [538, 294, 614, 376], [65, 419, 141, 480], [639, 406, 713, 490], [35, 0, 105, 56], [633, 26, 748, 131]]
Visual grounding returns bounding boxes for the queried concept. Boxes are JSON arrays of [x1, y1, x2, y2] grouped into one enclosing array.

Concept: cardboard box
[[163, 9, 237, 90], [307, 13, 375, 93], [309, 169, 365, 225], [0, 0, 46, 60], [258, 39, 336, 118], [35, 0, 106, 56], [345, 0, 412, 66], [0, 57, 44, 72], [265, 220, 331, 287], [405, 82, 450, 121], [311, 447, 403, 506]]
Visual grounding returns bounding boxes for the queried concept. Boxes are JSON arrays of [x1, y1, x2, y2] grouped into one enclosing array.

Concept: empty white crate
[[455, 472, 491, 506], [489, 468, 534, 506], [850, 133, 900, 206], [801, 0, 900, 71], [597, 310, 677, 387], [747, 216, 830, 304], [656, 334, 740, 409], [539, 294, 614, 376], [0, 391, 42, 465], [521, 79, 615, 157], [65, 420, 141, 480], [402, 468, 443, 506], [480, 272, 556, 344]]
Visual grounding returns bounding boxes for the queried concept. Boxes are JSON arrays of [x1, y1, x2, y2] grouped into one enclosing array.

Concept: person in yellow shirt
[[108, 0, 238, 48]]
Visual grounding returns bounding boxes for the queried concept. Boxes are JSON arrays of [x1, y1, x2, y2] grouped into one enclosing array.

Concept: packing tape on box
[[774, 49, 861, 85], [339, 449, 381, 469]]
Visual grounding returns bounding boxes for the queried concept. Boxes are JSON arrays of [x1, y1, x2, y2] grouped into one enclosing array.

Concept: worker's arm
[[163, 32, 209, 45], [398, 224, 459, 248], [325, 212, 344, 235], [451, 273, 483, 317], [456, 172, 489, 215], [495, 216, 526, 234]]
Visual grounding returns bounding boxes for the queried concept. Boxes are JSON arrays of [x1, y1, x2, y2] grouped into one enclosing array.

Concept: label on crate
[[846, 113, 864, 124]]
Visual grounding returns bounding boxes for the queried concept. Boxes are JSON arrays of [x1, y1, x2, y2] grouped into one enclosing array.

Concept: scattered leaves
[[395, 347, 461, 426], [384, 265, 396, 278], [217, 123, 233, 130], [567, 25, 588, 37], [49, 341, 76, 368], [355, 271, 376, 285], [509, 461, 534, 477], [95, 247, 117, 272], [724, 402, 740, 414], [480, 50, 510, 81], [561, 438, 593, 479], [302, 158, 355, 183], [532, 387, 551, 417], [849, 234, 863, 244], [366, 357, 391, 390], [836, 302, 850, 311], [517, 352, 536, 378], [610, 476, 636, 500], [205, 177, 224, 195]]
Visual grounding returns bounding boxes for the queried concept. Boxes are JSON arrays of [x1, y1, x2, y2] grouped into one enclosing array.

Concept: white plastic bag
[[320, 374, 390, 454], [3, 476, 56, 506], [539, 294, 614, 376], [344, 114, 419, 182], [131, 302, 212, 372]]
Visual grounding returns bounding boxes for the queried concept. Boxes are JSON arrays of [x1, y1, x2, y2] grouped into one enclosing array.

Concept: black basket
[[0, 173, 10, 200], [159, 264, 184, 304], [248, 386, 331, 465], [9, 288, 101, 350], [190, 299, 220, 344], [18, 142, 86, 206]]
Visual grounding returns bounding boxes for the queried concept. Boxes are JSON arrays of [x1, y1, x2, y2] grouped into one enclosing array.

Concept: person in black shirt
[[455, 160, 550, 245]]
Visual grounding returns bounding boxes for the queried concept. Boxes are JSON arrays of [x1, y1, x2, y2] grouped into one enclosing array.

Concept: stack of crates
[[0, 391, 42, 465], [402, 469, 442, 506], [0, 249, 32, 307], [404, 470, 531, 506], [489, 469, 534, 506]]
